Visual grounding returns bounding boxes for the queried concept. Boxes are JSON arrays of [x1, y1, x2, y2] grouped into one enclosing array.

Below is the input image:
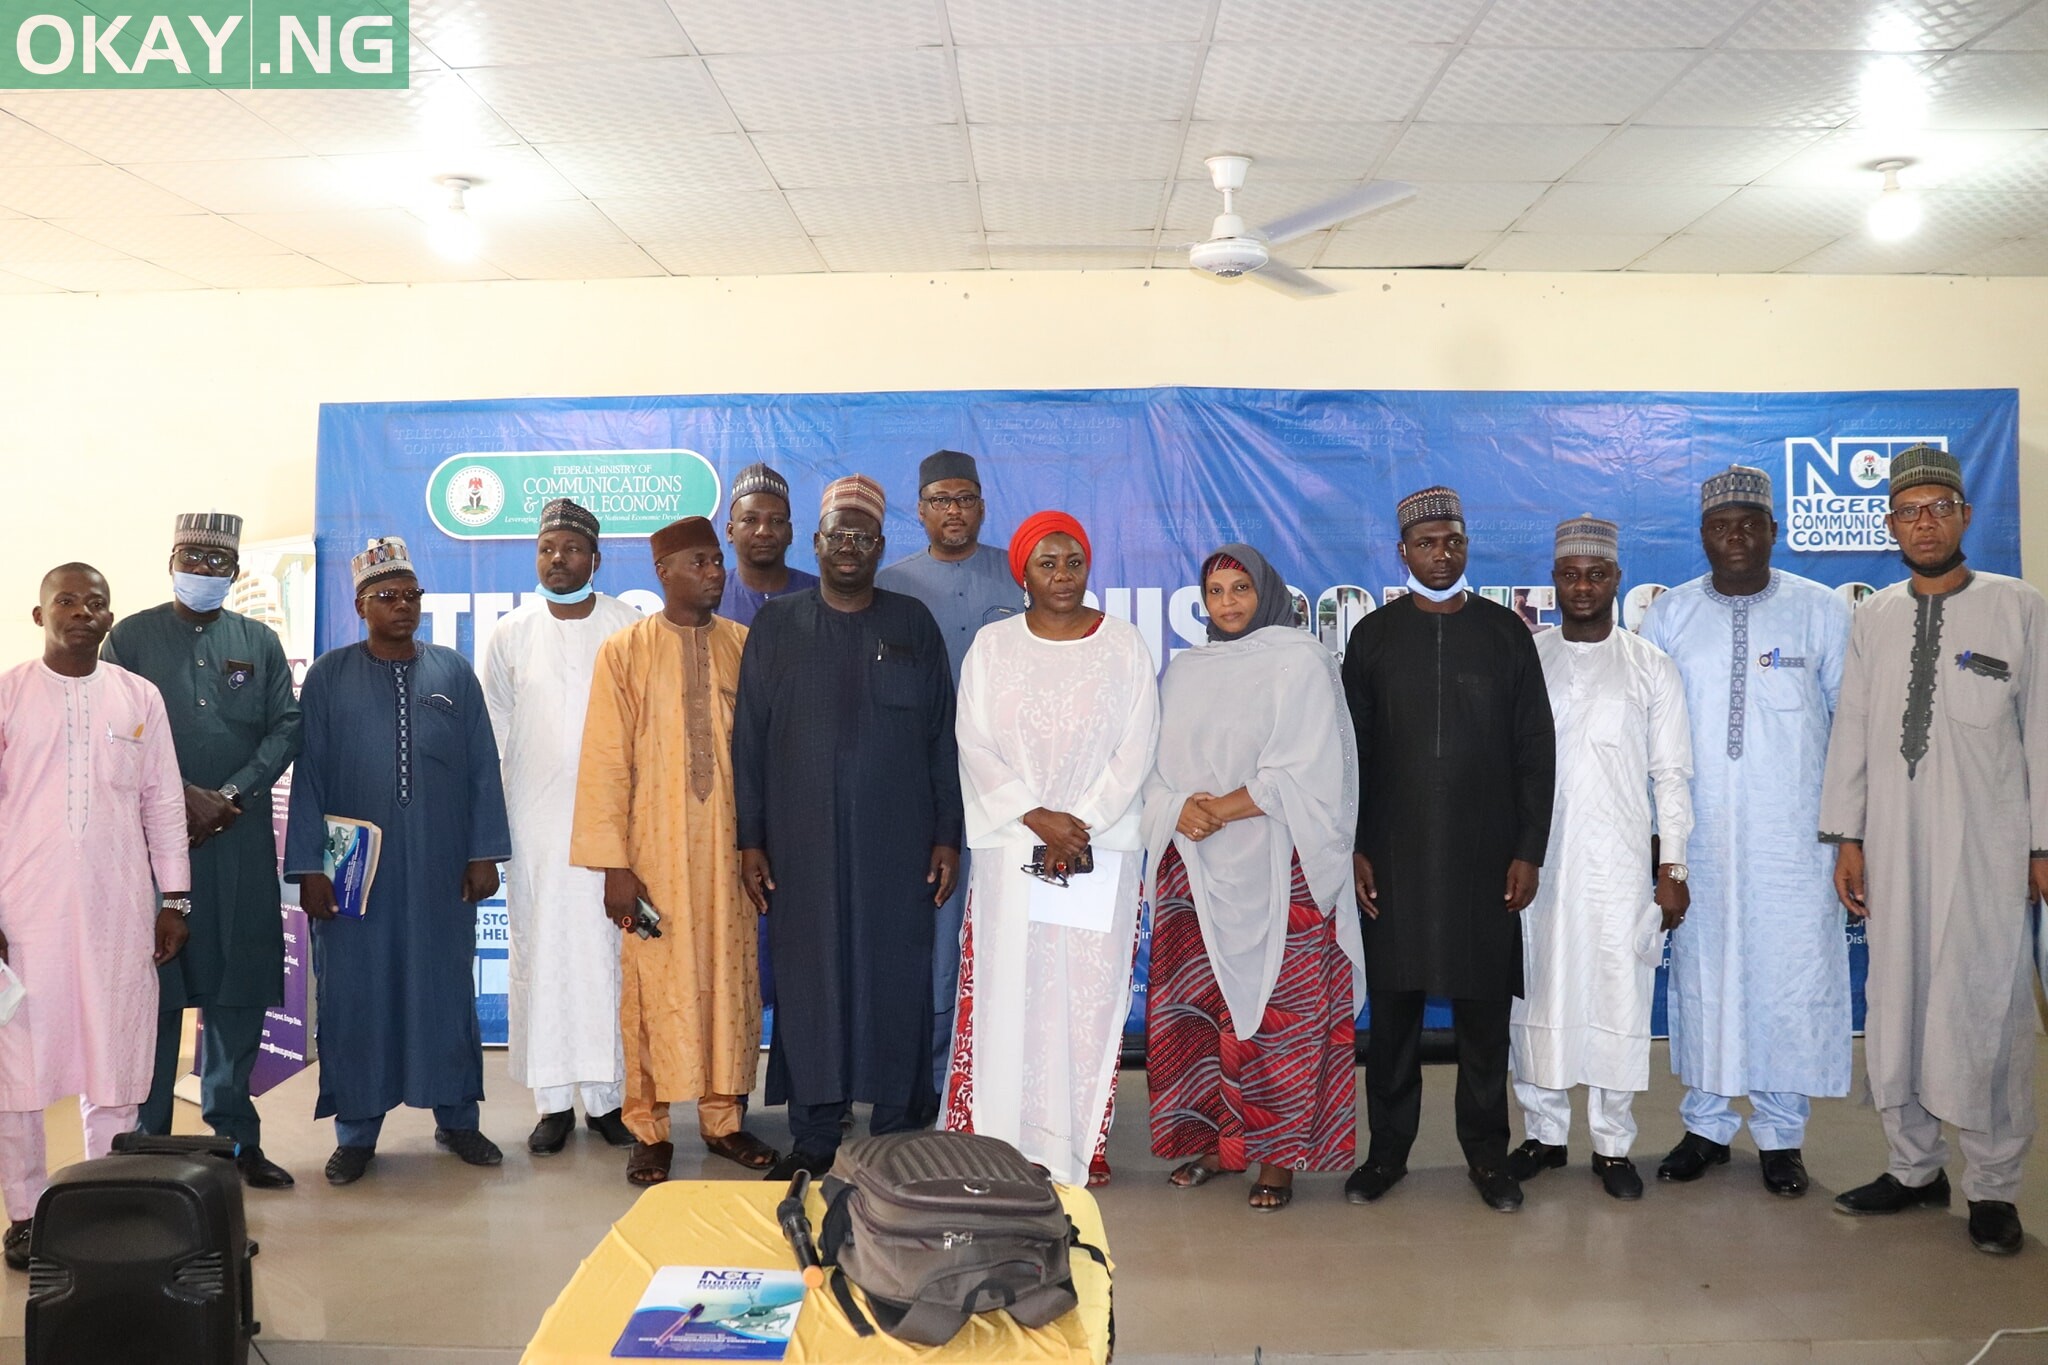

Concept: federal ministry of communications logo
[[446, 465, 505, 528]]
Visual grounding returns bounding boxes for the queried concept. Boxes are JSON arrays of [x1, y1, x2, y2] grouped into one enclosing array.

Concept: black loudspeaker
[[24, 1136, 259, 1365]]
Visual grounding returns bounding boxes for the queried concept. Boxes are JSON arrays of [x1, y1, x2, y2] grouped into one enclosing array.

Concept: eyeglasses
[[1891, 498, 1964, 524], [819, 531, 881, 553], [176, 548, 236, 571], [364, 587, 426, 604], [1019, 859, 1069, 888], [922, 493, 983, 513]]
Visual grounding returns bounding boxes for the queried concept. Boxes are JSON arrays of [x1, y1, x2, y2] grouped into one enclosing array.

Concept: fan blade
[[1250, 260, 1334, 297], [1256, 180, 1417, 247]]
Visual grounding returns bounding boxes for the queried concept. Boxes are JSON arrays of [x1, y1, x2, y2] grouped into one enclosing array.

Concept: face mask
[[534, 580, 595, 605], [1405, 572, 1470, 604], [173, 571, 233, 613]]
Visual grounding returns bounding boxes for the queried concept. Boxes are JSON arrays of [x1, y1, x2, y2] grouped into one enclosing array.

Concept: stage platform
[[4, 1042, 2044, 1365]]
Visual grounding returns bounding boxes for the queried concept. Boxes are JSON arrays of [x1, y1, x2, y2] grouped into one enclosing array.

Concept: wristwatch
[[1663, 864, 1688, 883], [219, 783, 242, 805], [161, 896, 194, 918]]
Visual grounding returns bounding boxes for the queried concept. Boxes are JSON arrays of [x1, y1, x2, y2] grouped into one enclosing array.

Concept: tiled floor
[[4, 1043, 2044, 1364]]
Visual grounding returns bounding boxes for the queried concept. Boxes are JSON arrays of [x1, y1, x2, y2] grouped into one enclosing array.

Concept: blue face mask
[[173, 571, 233, 613], [534, 580, 595, 605], [1405, 571, 1471, 604]]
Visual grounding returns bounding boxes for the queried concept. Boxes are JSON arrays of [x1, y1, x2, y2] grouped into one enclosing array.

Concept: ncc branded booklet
[[611, 1266, 807, 1359], [321, 816, 382, 918]]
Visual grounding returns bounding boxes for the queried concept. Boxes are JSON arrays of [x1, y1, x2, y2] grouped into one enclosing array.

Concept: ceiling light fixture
[[1866, 159, 1922, 241], [429, 174, 481, 261]]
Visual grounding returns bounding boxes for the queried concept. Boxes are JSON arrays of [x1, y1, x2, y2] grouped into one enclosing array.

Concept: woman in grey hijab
[[1140, 544, 1364, 1210]]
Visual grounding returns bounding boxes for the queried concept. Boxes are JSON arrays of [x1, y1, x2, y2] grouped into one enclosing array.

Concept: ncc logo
[[1783, 435, 1946, 552]]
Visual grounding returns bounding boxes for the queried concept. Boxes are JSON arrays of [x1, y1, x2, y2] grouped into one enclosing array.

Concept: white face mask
[[172, 571, 233, 613], [1405, 572, 1470, 603]]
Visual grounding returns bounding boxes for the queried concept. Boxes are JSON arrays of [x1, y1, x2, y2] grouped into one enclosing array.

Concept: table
[[522, 1180, 1113, 1364]]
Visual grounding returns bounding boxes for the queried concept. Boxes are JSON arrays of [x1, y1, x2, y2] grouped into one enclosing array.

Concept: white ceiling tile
[[1471, 0, 1755, 48], [1174, 122, 1400, 180], [950, 0, 1213, 44], [0, 165, 201, 217], [1945, 235, 2048, 271], [233, 72, 521, 155], [813, 233, 988, 271], [413, 0, 688, 67], [666, 0, 944, 52], [1687, 186, 1877, 235], [1165, 178, 1378, 232], [310, 248, 510, 282], [1422, 48, 1695, 124], [1569, 127, 1827, 184], [973, 123, 1183, 181], [462, 59, 730, 143], [641, 238, 825, 273], [55, 215, 291, 258], [1213, 0, 1488, 45], [593, 191, 803, 239], [125, 157, 377, 214], [0, 270, 63, 293], [486, 240, 668, 280], [539, 136, 774, 196], [9, 259, 204, 291], [1477, 232, 1668, 269], [1195, 45, 1448, 122], [0, 220, 129, 264], [960, 45, 1199, 123], [1382, 123, 1613, 180], [711, 49, 955, 130], [1976, 1, 2048, 48], [1518, 182, 1737, 233], [1319, 228, 1502, 266], [0, 112, 95, 166], [979, 181, 1165, 233], [1627, 232, 1842, 272], [156, 255, 360, 288], [1916, 52, 2048, 129], [1756, 127, 2040, 187], [1641, 51, 1908, 127], [787, 181, 983, 234], [1361, 180, 1550, 230], [0, 91, 303, 164], [753, 125, 972, 187], [328, 145, 583, 222], [1726, 0, 2028, 50], [1916, 189, 2048, 233], [225, 208, 436, 255], [1782, 224, 2007, 272], [986, 229, 1156, 258], [1944, 131, 2048, 190], [988, 247, 1154, 270]]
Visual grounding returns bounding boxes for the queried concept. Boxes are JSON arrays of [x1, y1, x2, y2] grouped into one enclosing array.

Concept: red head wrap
[[1007, 511, 1091, 586]]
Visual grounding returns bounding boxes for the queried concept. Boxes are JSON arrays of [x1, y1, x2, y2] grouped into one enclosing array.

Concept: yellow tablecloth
[[522, 1180, 1113, 1365]]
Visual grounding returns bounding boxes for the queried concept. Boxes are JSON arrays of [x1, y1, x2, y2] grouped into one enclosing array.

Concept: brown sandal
[[626, 1140, 673, 1186], [703, 1130, 780, 1171]]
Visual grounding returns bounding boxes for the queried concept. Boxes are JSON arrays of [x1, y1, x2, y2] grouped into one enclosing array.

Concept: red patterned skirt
[[1146, 844, 1356, 1172]]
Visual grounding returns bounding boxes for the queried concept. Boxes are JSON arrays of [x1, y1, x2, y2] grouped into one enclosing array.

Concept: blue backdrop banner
[[316, 386, 2021, 1045]]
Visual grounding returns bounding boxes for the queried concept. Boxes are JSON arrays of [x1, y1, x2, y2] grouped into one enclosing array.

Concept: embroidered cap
[[174, 512, 242, 552], [1554, 514, 1620, 562], [538, 498, 600, 544], [351, 536, 414, 594], [820, 474, 886, 525], [729, 462, 791, 509], [1889, 444, 1964, 499], [1396, 485, 1463, 533], [1701, 464, 1773, 514]]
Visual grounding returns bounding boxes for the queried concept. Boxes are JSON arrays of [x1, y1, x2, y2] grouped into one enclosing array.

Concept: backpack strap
[[817, 1182, 875, 1339], [1066, 1216, 1110, 1271]]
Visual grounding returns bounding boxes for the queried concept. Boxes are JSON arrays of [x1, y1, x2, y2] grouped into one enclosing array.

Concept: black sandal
[[1169, 1158, 1226, 1188]]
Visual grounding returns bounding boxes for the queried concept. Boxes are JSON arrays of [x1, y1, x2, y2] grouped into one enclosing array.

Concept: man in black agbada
[[733, 473, 962, 1183], [1340, 485, 1556, 1213]]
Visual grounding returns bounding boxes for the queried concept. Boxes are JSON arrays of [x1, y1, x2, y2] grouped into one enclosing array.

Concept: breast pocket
[[1942, 667, 2014, 730], [1584, 696, 1632, 749], [417, 693, 467, 769], [871, 656, 925, 710], [103, 730, 145, 792], [1752, 666, 1814, 713]]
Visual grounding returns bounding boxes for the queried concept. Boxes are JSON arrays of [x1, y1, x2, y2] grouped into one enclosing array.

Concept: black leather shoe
[[1833, 1170, 1951, 1215], [1657, 1132, 1731, 1182], [1968, 1200, 2023, 1255], [324, 1145, 375, 1186], [1505, 1139, 1567, 1181], [1343, 1159, 1407, 1205], [235, 1147, 296, 1189], [1593, 1154, 1644, 1201], [435, 1127, 504, 1166], [528, 1110, 575, 1155], [1759, 1147, 1809, 1198], [586, 1108, 635, 1147], [763, 1148, 835, 1183], [1469, 1166, 1523, 1212], [3, 1220, 29, 1272]]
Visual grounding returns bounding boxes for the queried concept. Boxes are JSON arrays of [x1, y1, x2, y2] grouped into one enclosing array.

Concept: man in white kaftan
[[1639, 465, 1851, 1197], [482, 499, 643, 1155], [1509, 518, 1693, 1201]]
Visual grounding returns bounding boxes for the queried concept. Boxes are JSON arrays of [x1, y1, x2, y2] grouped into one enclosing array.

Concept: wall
[[2, 267, 2042, 662]]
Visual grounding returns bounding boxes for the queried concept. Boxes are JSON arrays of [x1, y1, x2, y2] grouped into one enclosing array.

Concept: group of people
[[1, 441, 2038, 1276]]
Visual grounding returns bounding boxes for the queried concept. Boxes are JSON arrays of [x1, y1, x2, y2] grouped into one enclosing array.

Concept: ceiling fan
[[1187, 154, 1416, 296]]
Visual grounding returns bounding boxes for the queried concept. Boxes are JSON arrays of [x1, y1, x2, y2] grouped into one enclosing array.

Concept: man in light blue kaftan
[[1638, 465, 1852, 1197]]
